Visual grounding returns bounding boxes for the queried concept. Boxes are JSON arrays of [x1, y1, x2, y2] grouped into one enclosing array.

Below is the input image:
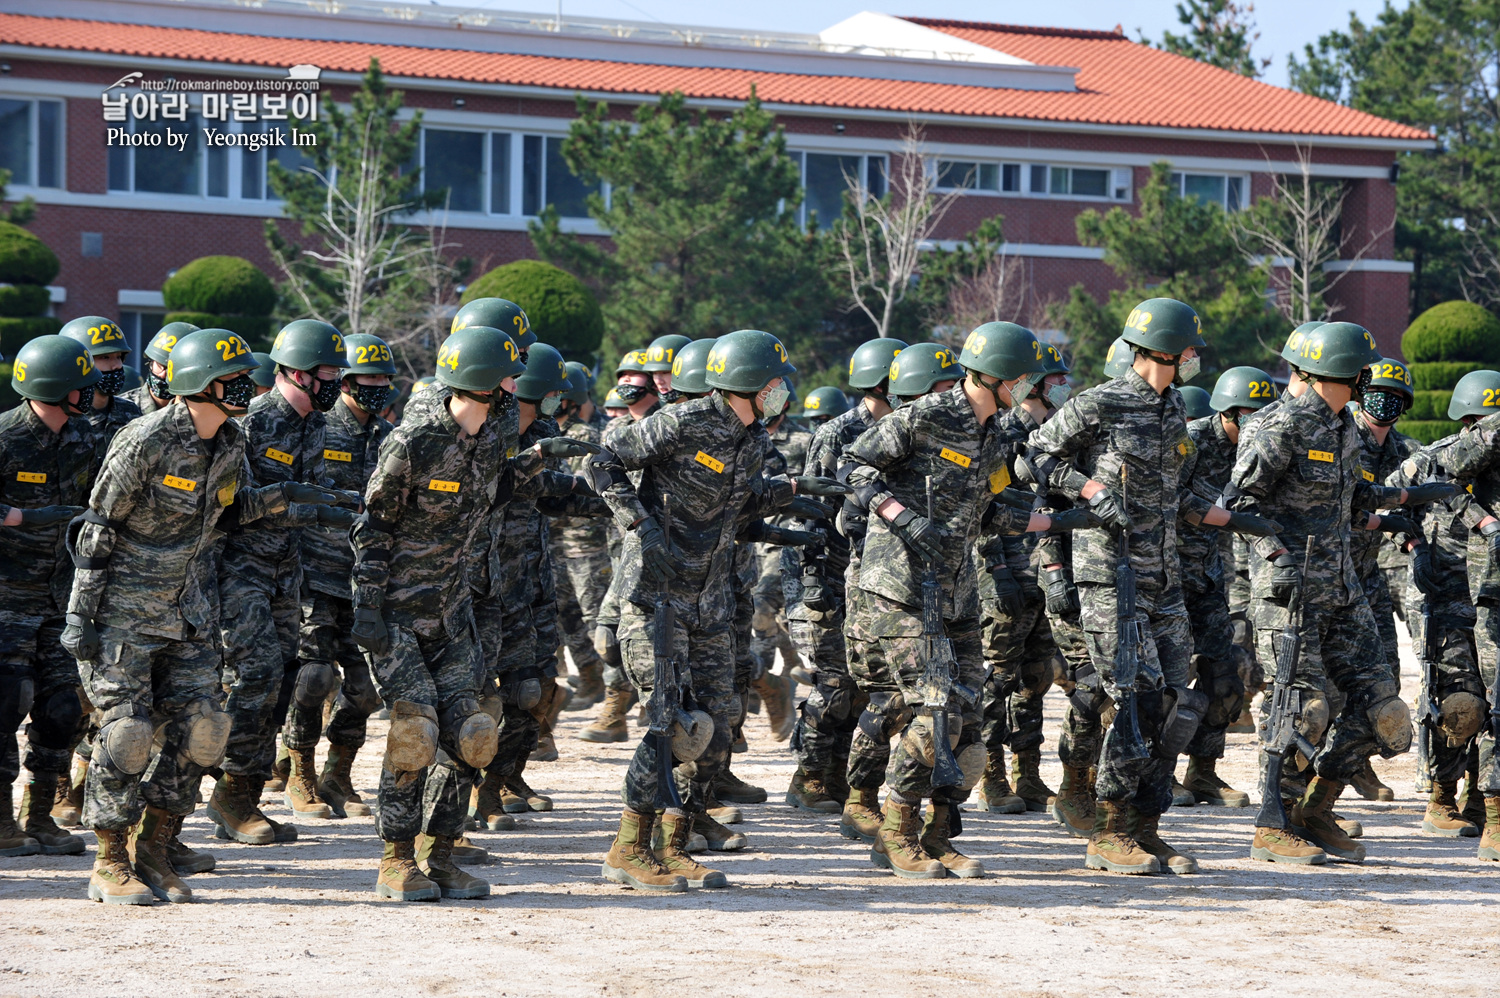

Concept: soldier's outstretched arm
[[66, 427, 150, 623], [350, 432, 414, 609], [1025, 394, 1102, 499], [842, 406, 915, 513], [1224, 418, 1294, 560]]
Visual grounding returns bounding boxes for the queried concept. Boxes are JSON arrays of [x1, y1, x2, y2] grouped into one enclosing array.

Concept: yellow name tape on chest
[[1307, 450, 1335, 463], [15, 471, 46, 484], [217, 479, 237, 507], [428, 479, 461, 493], [989, 466, 1011, 494], [939, 447, 972, 469], [163, 475, 197, 492], [324, 449, 352, 463], [695, 451, 725, 474], [1361, 469, 1375, 482], [265, 447, 295, 465]]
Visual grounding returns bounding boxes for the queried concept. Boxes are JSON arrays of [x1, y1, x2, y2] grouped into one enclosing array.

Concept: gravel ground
[[3, 631, 1499, 998]]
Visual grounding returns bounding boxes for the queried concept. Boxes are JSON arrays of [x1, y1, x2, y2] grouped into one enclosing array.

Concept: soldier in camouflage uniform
[[1418, 370, 1500, 861], [120, 323, 195, 419], [207, 320, 358, 843], [0, 336, 99, 858], [59, 315, 141, 453], [288, 333, 397, 820], [63, 329, 336, 903]]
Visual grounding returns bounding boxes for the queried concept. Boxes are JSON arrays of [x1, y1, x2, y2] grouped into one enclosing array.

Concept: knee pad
[[1, 676, 35, 729], [27, 686, 81, 750], [1201, 665, 1245, 728], [1439, 691, 1485, 747], [500, 667, 543, 711], [1367, 695, 1413, 757], [95, 704, 153, 777], [802, 673, 854, 728], [385, 699, 439, 773], [293, 660, 337, 708], [899, 711, 961, 768], [443, 698, 498, 769], [956, 740, 986, 792], [672, 708, 714, 762], [593, 624, 617, 660], [857, 692, 909, 742], [178, 698, 231, 768], [1157, 686, 1209, 757]]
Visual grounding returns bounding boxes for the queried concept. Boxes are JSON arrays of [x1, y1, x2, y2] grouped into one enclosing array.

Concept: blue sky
[[441, 0, 1404, 87]]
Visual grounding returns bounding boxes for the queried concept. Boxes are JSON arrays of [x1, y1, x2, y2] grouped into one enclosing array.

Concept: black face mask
[[96, 368, 125, 397], [1353, 368, 1373, 402], [346, 383, 395, 414], [146, 368, 172, 400], [309, 374, 341, 412], [659, 388, 683, 405], [615, 383, 655, 405], [1363, 389, 1407, 425], [218, 374, 258, 411], [63, 386, 94, 417]]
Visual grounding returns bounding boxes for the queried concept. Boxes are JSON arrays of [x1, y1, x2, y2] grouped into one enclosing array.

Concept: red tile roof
[[0, 11, 1430, 142]]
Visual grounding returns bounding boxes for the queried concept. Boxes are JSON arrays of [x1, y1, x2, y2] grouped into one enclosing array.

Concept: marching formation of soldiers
[[2, 294, 1497, 905]]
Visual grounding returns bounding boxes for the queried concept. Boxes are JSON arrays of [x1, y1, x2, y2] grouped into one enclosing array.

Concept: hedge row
[[1410, 361, 1488, 391], [1396, 419, 1461, 445], [0, 221, 59, 286], [0, 284, 51, 318], [162, 256, 277, 317], [1401, 301, 1500, 364], [0, 316, 61, 358], [163, 312, 275, 351], [460, 260, 604, 359]]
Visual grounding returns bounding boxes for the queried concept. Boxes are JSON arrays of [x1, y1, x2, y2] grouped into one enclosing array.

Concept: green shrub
[[0, 221, 59, 286], [0, 316, 61, 358], [1407, 390, 1453, 421], [1396, 418, 1461, 445], [163, 312, 274, 352], [0, 284, 50, 318], [1401, 301, 1500, 364], [461, 260, 604, 359], [1409, 360, 1488, 391], [162, 256, 276, 316]]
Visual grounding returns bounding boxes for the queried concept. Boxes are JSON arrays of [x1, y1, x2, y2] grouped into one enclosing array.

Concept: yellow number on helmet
[[77, 355, 93, 374], [1033, 340, 1042, 360], [166, 360, 173, 381], [13, 360, 24, 381], [774, 342, 788, 362], [672, 356, 682, 376], [503, 340, 518, 361], [889, 360, 900, 380], [162, 335, 178, 351], [331, 334, 343, 352]]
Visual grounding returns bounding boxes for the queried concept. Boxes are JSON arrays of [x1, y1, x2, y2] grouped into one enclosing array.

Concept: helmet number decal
[[671, 356, 683, 376], [1377, 363, 1411, 387], [1297, 338, 1323, 361], [503, 339, 519, 361], [934, 350, 953, 368], [1032, 340, 1042, 360], [1247, 380, 1273, 398], [77, 354, 94, 375], [438, 344, 461, 370], [89, 323, 122, 345], [1124, 308, 1153, 333], [773, 341, 788, 363], [217, 337, 248, 362], [706, 350, 727, 375], [355, 343, 392, 365], [514, 314, 528, 337], [889, 361, 900, 380], [1484, 389, 1500, 408], [161, 335, 178, 351], [650, 346, 673, 363], [331, 333, 344, 353], [963, 332, 987, 355], [13, 361, 25, 381]]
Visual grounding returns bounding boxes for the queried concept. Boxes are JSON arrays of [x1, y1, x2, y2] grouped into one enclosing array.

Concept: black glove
[[786, 495, 833, 520], [763, 526, 824, 547], [1041, 565, 1079, 617], [888, 507, 944, 562], [1410, 542, 1441, 597], [17, 505, 84, 527], [1047, 508, 1103, 533], [537, 437, 602, 459], [1484, 519, 1500, 554], [1225, 511, 1280, 537], [1269, 551, 1301, 605], [989, 565, 1025, 618], [316, 505, 358, 528], [60, 613, 99, 661], [1088, 488, 1132, 532], [801, 572, 834, 613], [1377, 513, 1420, 537], [284, 482, 342, 505], [1403, 482, 1460, 506], [996, 487, 1037, 511], [351, 606, 390, 656], [793, 474, 853, 497], [635, 517, 678, 583]]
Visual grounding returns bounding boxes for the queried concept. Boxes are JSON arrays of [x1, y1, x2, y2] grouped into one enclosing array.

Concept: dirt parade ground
[[4, 633, 1499, 998]]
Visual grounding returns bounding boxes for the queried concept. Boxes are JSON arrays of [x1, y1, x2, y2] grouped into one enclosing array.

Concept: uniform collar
[[1122, 368, 1168, 404], [1292, 386, 1346, 428], [709, 391, 751, 443]]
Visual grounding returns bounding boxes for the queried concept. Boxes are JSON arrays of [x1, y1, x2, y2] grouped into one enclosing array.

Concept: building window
[[107, 114, 205, 196], [796, 152, 887, 229], [118, 312, 165, 372], [1170, 171, 1245, 211], [0, 98, 63, 188], [241, 122, 315, 201], [490, 133, 511, 215], [516, 134, 596, 219], [1024, 165, 1131, 201], [423, 128, 485, 213]]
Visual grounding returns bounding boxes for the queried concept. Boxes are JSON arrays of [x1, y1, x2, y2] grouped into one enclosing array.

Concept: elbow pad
[[1016, 453, 1057, 487], [847, 478, 885, 511], [586, 449, 629, 494], [65, 510, 112, 571]]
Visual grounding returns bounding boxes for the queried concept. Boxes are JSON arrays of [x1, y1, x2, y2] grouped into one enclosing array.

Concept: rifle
[[916, 476, 979, 792], [1413, 521, 1441, 794], [646, 493, 699, 810], [1109, 465, 1152, 764], [1255, 535, 1320, 830]]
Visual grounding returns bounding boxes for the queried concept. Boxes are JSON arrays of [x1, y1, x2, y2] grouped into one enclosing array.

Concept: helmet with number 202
[[168, 329, 259, 395], [1119, 298, 1205, 355], [453, 298, 535, 350], [435, 325, 526, 392], [958, 322, 1048, 381], [704, 329, 796, 393]]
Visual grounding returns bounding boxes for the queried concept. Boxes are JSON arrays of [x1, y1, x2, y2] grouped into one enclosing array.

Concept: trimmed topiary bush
[[163, 256, 276, 317], [1401, 301, 1500, 364], [1397, 420, 1461, 445], [0, 220, 60, 286], [1409, 360, 1489, 391], [0, 284, 50, 318], [1406, 390, 1453, 421], [461, 259, 604, 359]]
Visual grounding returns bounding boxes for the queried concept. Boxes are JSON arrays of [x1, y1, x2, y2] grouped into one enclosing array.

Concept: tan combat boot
[[266, 745, 290, 793], [19, 772, 85, 854], [716, 763, 767, 805], [1460, 769, 1487, 829], [317, 743, 372, 818], [1291, 776, 1365, 862], [1049, 765, 1096, 839], [88, 828, 154, 905], [871, 798, 946, 879], [1349, 759, 1394, 801], [51, 758, 84, 827], [284, 746, 333, 819], [375, 838, 441, 901], [505, 761, 553, 812], [1479, 798, 1500, 861], [565, 660, 605, 710], [1250, 825, 1327, 864], [166, 813, 215, 874], [1085, 801, 1160, 874], [131, 806, 193, 902], [658, 811, 728, 888], [921, 802, 983, 878], [840, 787, 883, 843], [416, 833, 491, 898], [786, 769, 841, 813], [248, 775, 298, 842], [469, 768, 517, 831], [1011, 748, 1055, 813], [207, 773, 276, 845], [703, 788, 742, 825], [751, 672, 794, 742], [0, 783, 39, 856], [601, 808, 688, 892], [692, 810, 747, 851], [1184, 755, 1250, 807], [1131, 810, 1198, 874], [978, 748, 1025, 814], [1423, 780, 1479, 837], [578, 686, 633, 743]]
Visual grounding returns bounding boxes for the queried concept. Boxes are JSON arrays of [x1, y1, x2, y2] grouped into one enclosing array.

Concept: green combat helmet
[[848, 337, 908, 391], [705, 329, 796, 418], [669, 338, 718, 396], [11, 334, 100, 406], [888, 342, 960, 402], [343, 333, 398, 413], [1103, 338, 1134, 379], [145, 322, 199, 365], [1209, 366, 1277, 414], [615, 348, 651, 378], [1119, 298, 1206, 355], [643, 334, 692, 373], [1284, 321, 1381, 379], [167, 329, 259, 411], [1180, 386, 1214, 419], [453, 298, 535, 351], [959, 321, 1049, 379], [59, 315, 129, 358], [603, 386, 627, 411], [801, 385, 852, 421], [1362, 356, 1414, 425], [1448, 370, 1500, 421], [249, 351, 277, 389], [514, 342, 571, 416], [563, 361, 593, 404], [434, 324, 526, 403], [1281, 321, 1326, 369], [270, 319, 350, 411]]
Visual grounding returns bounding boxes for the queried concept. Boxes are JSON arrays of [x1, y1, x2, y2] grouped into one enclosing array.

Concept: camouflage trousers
[[790, 605, 862, 784], [845, 585, 894, 791], [750, 543, 797, 678], [219, 579, 299, 779], [0, 609, 81, 785], [618, 601, 735, 814], [596, 573, 628, 690], [1250, 592, 1399, 786], [1078, 583, 1192, 816], [368, 611, 485, 842], [846, 590, 984, 803], [1051, 607, 1104, 772], [1182, 584, 1243, 761], [285, 593, 381, 752], [1464, 601, 1500, 795], [551, 542, 610, 676], [79, 624, 223, 831], [979, 595, 1058, 755], [476, 594, 537, 785], [1408, 587, 1485, 784], [1385, 565, 1409, 624]]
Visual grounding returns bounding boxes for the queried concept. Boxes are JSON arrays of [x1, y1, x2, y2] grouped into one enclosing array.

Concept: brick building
[[0, 0, 1432, 365]]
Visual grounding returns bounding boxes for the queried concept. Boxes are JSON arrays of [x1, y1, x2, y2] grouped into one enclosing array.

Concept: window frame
[[933, 158, 1131, 203], [0, 96, 65, 191], [791, 150, 889, 229], [1169, 169, 1250, 211]]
